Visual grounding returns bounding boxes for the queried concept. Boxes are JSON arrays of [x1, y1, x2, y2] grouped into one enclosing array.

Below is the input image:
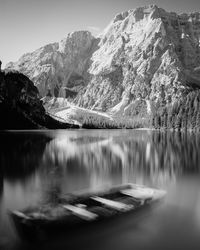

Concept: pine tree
[[187, 105, 193, 130], [167, 109, 172, 129], [181, 111, 188, 130], [175, 113, 182, 131], [154, 114, 161, 129], [195, 109, 200, 131], [160, 107, 167, 128], [191, 110, 197, 129], [171, 115, 176, 130], [163, 112, 168, 129], [150, 115, 155, 128]]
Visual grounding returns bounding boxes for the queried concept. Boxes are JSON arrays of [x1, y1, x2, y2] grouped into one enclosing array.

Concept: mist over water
[[0, 130, 200, 250]]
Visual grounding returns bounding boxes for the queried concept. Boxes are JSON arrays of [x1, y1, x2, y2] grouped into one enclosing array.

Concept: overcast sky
[[0, 0, 200, 66]]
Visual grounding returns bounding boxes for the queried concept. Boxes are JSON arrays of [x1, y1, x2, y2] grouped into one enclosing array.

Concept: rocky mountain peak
[[6, 30, 98, 97], [112, 5, 160, 24], [6, 5, 200, 117], [58, 30, 94, 54]]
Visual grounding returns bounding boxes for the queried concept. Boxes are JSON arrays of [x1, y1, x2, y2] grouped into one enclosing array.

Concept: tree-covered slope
[[0, 70, 79, 129]]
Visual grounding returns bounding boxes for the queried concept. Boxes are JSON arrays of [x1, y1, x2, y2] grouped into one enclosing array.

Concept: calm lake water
[[0, 130, 200, 250]]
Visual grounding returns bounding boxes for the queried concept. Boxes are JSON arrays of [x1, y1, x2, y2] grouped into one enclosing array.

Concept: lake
[[0, 130, 200, 250]]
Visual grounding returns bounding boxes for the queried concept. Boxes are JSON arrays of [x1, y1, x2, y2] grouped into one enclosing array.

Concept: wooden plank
[[91, 196, 133, 211], [62, 205, 98, 221], [121, 188, 154, 200], [13, 211, 30, 220]]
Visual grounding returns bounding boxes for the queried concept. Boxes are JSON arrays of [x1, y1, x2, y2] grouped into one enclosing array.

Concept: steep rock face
[[77, 5, 200, 114], [7, 5, 200, 116], [7, 31, 98, 97]]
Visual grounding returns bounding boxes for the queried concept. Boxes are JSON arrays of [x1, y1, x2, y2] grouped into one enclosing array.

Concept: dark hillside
[[0, 70, 79, 129]]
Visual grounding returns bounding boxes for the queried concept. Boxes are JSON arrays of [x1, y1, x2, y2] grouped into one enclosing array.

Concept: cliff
[[6, 5, 200, 117], [7, 31, 98, 98]]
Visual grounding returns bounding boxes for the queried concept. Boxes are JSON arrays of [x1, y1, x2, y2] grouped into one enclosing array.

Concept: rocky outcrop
[[77, 5, 200, 114], [7, 31, 98, 97], [0, 70, 79, 129], [6, 5, 200, 116]]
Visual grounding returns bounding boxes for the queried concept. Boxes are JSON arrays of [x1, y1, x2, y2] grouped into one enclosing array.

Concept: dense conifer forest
[[71, 90, 200, 130], [151, 90, 200, 131], [82, 116, 148, 129]]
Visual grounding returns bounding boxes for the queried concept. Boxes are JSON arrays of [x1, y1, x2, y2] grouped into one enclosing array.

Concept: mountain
[[0, 70, 79, 129], [7, 31, 98, 98], [6, 5, 200, 118]]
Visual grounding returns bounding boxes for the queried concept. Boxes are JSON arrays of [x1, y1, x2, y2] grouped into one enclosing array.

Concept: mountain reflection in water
[[0, 130, 200, 250]]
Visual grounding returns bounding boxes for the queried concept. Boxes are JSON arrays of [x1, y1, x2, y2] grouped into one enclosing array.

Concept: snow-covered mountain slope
[[6, 5, 200, 116], [43, 97, 113, 125]]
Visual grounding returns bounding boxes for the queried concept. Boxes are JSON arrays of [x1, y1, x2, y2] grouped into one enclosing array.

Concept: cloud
[[87, 26, 101, 36], [87, 26, 101, 32]]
